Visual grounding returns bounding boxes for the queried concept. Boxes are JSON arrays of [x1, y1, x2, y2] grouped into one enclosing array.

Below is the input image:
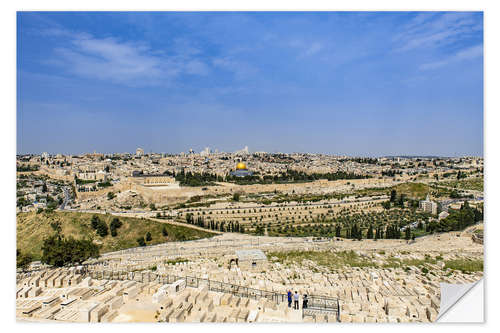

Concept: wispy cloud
[[394, 12, 482, 52], [43, 28, 210, 86], [392, 12, 482, 72], [304, 42, 324, 57], [419, 44, 483, 70], [212, 57, 257, 80], [184, 59, 210, 75], [288, 39, 325, 59]]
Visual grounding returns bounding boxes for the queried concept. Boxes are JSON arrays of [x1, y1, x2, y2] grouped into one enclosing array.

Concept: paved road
[[149, 217, 222, 234], [62, 208, 151, 215], [58, 186, 71, 210]]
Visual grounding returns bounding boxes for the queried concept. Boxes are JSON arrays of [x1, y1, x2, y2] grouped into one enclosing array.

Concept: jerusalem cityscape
[[16, 11, 483, 324], [16, 148, 484, 323]]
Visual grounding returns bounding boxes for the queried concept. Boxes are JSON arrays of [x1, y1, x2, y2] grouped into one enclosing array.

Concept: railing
[[81, 267, 340, 321], [302, 296, 341, 322], [17, 265, 340, 321]]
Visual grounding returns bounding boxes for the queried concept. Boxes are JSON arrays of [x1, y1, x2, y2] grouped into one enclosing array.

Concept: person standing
[[287, 290, 292, 308], [302, 294, 308, 309], [293, 291, 299, 309]]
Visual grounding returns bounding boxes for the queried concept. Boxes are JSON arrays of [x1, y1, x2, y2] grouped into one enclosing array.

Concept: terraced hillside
[[17, 211, 216, 260], [354, 182, 431, 200]]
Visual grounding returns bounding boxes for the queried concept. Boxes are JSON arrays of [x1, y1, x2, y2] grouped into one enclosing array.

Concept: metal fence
[[303, 296, 341, 321], [82, 267, 340, 321]]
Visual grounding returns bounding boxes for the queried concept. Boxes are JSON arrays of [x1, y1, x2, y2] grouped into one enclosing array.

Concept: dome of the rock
[[236, 162, 247, 170]]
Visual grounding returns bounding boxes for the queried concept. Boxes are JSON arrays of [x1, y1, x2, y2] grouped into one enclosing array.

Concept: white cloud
[[394, 12, 482, 52], [288, 39, 325, 59], [45, 29, 209, 86], [454, 44, 484, 61], [212, 57, 257, 80], [419, 44, 483, 70], [304, 42, 324, 57]]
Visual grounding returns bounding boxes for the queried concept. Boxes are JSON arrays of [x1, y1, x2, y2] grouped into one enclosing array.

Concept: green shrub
[[41, 235, 99, 267], [137, 237, 146, 247]]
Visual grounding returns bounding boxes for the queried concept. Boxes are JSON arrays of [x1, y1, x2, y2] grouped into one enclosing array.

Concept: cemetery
[[16, 225, 483, 323]]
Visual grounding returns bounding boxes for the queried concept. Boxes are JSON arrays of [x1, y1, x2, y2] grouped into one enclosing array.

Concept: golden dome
[[236, 162, 247, 170]]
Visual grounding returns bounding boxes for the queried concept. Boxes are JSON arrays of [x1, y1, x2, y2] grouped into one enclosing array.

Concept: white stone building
[[419, 195, 438, 215]]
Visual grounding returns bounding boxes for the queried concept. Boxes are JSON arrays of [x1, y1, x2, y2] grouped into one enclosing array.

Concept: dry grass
[[444, 259, 483, 273], [268, 249, 445, 271], [439, 177, 484, 192], [17, 211, 216, 259], [393, 182, 430, 200], [268, 250, 379, 269], [352, 182, 430, 200]]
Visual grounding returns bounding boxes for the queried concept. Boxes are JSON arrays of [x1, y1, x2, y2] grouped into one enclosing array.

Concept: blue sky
[[17, 12, 483, 156]]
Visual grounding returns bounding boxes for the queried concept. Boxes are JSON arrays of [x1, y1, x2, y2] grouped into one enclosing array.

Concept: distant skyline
[[17, 12, 483, 156], [18, 148, 482, 158]]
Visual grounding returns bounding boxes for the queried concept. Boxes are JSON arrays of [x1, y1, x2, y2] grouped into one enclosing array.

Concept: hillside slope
[[17, 211, 216, 259], [393, 182, 430, 199]]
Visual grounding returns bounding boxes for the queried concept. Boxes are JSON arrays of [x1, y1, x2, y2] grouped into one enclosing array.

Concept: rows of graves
[[17, 228, 483, 323], [16, 268, 337, 323]]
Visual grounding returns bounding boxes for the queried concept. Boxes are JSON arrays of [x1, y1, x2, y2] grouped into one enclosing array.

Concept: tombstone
[[100, 310, 118, 323], [54, 275, 65, 288], [220, 293, 232, 306], [123, 285, 141, 302], [339, 313, 352, 323], [18, 287, 32, 298], [169, 308, 186, 323], [153, 289, 166, 304], [68, 275, 82, 286], [204, 313, 216, 322], [183, 302, 193, 315], [90, 304, 109, 323], [42, 297, 60, 309], [264, 300, 277, 312], [196, 290, 208, 304], [235, 250, 268, 272], [191, 310, 207, 323], [47, 274, 59, 288], [168, 279, 186, 296], [315, 314, 327, 323], [303, 316, 315, 323], [240, 297, 250, 308], [40, 272, 55, 287], [28, 287, 42, 297], [106, 296, 124, 310], [256, 297, 267, 311], [229, 296, 241, 308], [29, 276, 40, 287], [16, 288, 25, 298], [237, 309, 249, 322], [152, 283, 170, 304], [326, 314, 337, 323], [426, 307, 438, 322], [202, 298, 214, 312], [247, 309, 259, 322], [22, 303, 42, 317]]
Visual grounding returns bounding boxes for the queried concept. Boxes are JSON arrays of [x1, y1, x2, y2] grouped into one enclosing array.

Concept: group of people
[[287, 290, 308, 310]]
